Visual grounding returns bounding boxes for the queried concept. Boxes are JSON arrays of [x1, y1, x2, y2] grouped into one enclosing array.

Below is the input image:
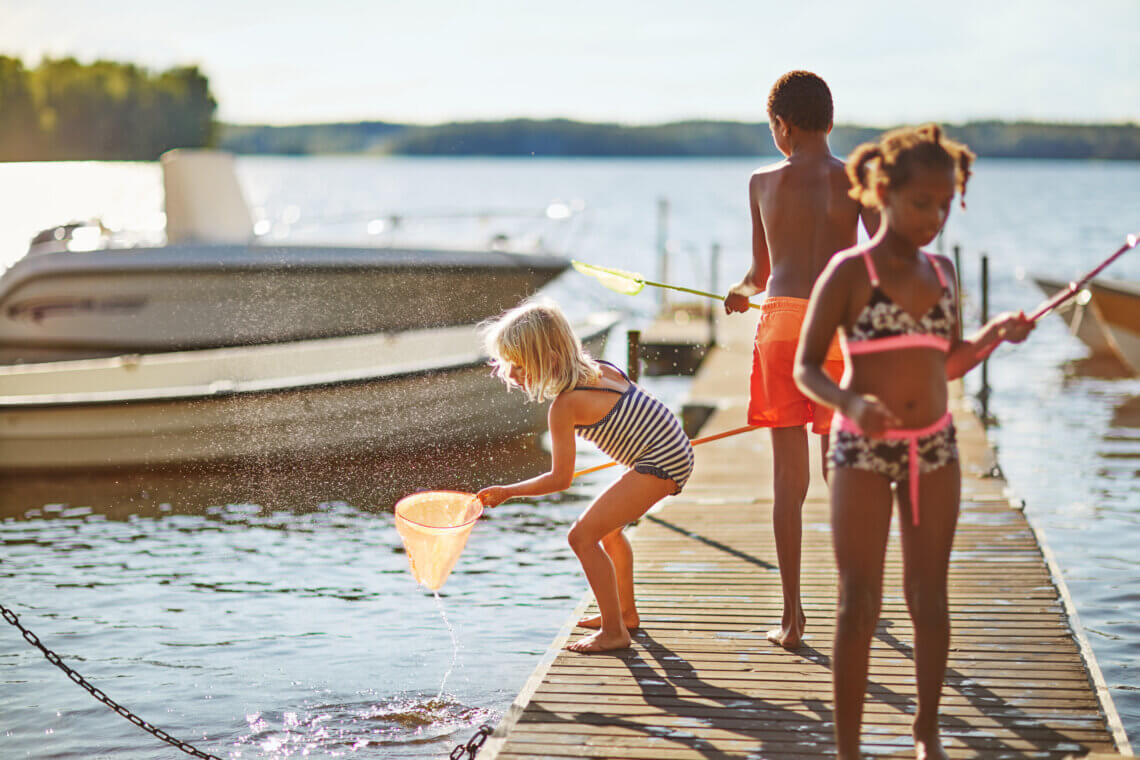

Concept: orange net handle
[[571, 424, 762, 480]]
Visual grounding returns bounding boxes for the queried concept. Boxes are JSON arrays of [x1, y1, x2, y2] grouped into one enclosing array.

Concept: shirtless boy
[[724, 71, 878, 649]]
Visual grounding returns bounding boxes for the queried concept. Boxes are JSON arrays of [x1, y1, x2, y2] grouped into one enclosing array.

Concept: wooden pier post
[[626, 329, 641, 383], [979, 253, 994, 425], [656, 197, 670, 310]]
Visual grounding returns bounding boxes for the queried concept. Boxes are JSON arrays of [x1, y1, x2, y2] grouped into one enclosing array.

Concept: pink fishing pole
[[1029, 234, 1139, 322]]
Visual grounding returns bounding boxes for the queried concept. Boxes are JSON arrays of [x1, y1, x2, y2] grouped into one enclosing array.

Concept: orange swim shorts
[[748, 297, 845, 435]]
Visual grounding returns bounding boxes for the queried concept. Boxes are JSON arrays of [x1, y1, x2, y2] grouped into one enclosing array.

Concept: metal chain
[[1, 602, 223, 760], [450, 723, 494, 759]]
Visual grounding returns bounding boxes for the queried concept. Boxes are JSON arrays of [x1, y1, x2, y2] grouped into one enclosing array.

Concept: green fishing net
[[572, 260, 646, 296]]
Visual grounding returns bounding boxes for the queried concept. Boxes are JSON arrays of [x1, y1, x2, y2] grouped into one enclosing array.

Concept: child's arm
[[935, 254, 1035, 379], [946, 311, 1034, 380], [794, 260, 902, 436], [725, 174, 770, 313], [476, 397, 578, 507]]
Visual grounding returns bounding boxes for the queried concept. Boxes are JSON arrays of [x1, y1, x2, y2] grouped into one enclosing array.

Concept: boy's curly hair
[[767, 71, 833, 132], [846, 123, 976, 209]]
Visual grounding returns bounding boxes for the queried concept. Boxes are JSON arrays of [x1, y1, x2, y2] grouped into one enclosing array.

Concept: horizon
[[216, 115, 1140, 129], [2, 0, 1138, 127]]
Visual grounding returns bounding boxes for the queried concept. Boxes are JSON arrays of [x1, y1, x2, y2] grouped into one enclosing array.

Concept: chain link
[[450, 723, 494, 759], [1, 602, 224, 760]]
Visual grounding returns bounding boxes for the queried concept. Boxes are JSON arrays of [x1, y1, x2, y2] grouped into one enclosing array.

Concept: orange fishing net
[[394, 491, 484, 591]]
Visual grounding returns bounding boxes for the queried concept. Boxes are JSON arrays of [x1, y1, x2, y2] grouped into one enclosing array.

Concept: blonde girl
[[477, 299, 694, 653], [794, 124, 1033, 759]]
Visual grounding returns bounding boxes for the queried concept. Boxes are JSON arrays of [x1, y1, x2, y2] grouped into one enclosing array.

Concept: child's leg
[[897, 463, 960, 760], [566, 470, 675, 653], [831, 467, 893, 760], [577, 527, 640, 630], [769, 424, 810, 648]]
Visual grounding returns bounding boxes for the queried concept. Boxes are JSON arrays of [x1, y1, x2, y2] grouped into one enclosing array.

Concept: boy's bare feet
[[766, 608, 807, 649], [577, 612, 640, 631], [566, 629, 631, 653], [914, 729, 948, 760]]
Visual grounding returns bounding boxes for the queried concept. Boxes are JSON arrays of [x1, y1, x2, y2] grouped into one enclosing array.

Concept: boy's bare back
[[751, 150, 866, 299], [723, 69, 878, 652]]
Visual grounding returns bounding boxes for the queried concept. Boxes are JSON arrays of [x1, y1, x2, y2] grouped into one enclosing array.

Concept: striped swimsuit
[[574, 361, 694, 493]]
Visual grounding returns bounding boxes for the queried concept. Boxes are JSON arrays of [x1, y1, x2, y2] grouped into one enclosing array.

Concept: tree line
[[2, 54, 1137, 161], [221, 119, 1140, 161], [0, 56, 215, 161]]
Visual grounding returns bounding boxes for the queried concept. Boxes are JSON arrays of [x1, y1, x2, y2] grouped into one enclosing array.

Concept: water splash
[[433, 590, 459, 699], [236, 696, 498, 756]]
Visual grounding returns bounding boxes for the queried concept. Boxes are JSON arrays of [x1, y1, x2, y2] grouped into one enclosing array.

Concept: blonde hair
[[482, 298, 602, 402]]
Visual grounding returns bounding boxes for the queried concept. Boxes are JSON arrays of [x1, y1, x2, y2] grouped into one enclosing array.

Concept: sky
[[1, 0, 1137, 127]]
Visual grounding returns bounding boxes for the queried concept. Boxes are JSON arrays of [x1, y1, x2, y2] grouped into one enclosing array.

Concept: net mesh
[[571, 260, 646, 296], [394, 491, 483, 590]]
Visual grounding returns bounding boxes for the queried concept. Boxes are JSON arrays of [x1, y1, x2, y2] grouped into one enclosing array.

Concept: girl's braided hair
[[847, 123, 975, 208]]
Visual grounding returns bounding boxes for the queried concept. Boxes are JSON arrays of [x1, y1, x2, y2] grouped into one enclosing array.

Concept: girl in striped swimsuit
[[477, 299, 694, 653]]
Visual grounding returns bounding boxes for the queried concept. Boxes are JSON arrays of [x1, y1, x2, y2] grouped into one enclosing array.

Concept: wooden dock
[[480, 311, 1132, 759]]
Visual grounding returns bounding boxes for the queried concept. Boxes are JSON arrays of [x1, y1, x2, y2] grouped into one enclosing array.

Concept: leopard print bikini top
[[845, 251, 956, 355]]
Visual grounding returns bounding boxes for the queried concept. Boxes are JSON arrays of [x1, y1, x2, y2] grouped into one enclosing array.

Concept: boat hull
[[0, 244, 569, 362], [1029, 275, 1115, 356], [0, 314, 617, 470], [1086, 279, 1140, 373]]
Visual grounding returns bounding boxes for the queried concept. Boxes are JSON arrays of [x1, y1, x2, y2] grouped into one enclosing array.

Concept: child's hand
[[476, 486, 511, 508], [724, 285, 753, 314], [996, 311, 1034, 344], [844, 394, 902, 437]]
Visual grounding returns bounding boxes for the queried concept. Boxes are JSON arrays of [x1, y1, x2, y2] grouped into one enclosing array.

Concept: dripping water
[[433, 590, 459, 700]]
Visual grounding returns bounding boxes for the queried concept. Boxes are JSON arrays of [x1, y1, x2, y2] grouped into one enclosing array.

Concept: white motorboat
[[0, 312, 619, 471], [0, 150, 572, 363]]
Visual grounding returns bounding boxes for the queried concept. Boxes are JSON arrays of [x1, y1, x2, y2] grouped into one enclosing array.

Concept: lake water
[[1, 156, 1138, 758]]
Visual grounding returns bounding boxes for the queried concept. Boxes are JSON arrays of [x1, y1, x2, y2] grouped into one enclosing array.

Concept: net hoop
[[394, 490, 484, 530]]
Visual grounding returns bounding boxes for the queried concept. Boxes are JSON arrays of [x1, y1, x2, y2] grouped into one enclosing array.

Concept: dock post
[[953, 244, 963, 339], [627, 329, 641, 383], [979, 253, 992, 425], [708, 242, 720, 348], [656, 197, 669, 310]]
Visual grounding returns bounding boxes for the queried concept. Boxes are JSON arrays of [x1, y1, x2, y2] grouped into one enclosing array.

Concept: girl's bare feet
[[766, 608, 807, 649], [577, 612, 640, 631], [914, 729, 948, 760], [566, 629, 631, 653]]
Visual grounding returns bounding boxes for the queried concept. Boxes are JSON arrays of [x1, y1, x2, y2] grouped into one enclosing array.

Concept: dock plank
[[480, 311, 1131, 759]]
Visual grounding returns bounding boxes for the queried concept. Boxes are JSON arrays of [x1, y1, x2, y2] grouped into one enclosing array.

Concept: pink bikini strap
[[864, 252, 948, 290], [925, 253, 948, 289], [860, 252, 880, 287], [907, 439, 921, 527]]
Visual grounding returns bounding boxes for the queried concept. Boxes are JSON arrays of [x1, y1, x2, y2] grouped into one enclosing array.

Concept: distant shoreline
[[4, 56, 1135, 163], [3, 119, 1139, 163], [217, 119, 1140, 161]]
